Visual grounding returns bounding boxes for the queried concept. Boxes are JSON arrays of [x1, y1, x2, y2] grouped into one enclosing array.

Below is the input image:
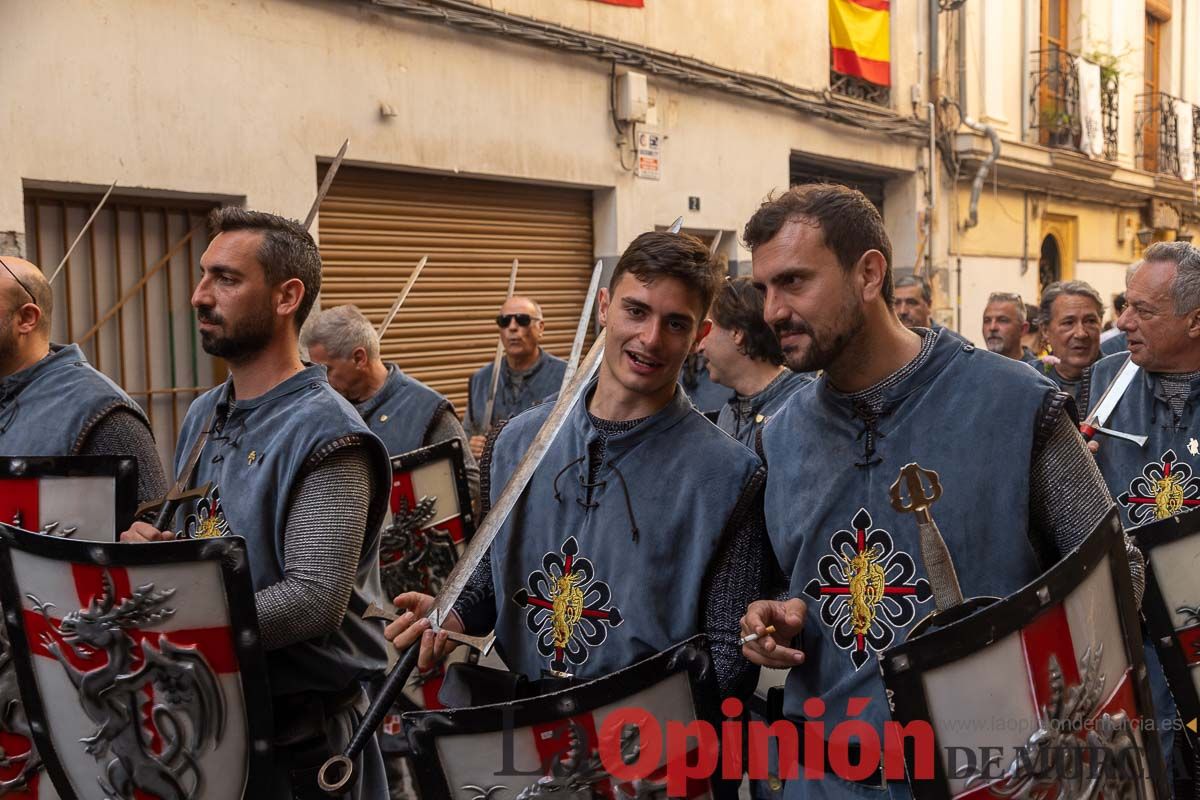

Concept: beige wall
[[0, 0, 921, 270]]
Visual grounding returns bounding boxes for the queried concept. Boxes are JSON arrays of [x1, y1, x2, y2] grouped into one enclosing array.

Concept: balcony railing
[[1134, 91, 1200, 178], [830, 71, 890, 107], [1027, 49, 1119, 159]]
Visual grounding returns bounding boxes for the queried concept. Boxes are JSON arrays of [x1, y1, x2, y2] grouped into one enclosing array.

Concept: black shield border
[[402, 635, 717, 799], [878, 506, 1168, 800], [389, 437, 477, 541], [0, 455, 138, 540], [1128, 509, 1200, 735], [0, 525, 275, 800]]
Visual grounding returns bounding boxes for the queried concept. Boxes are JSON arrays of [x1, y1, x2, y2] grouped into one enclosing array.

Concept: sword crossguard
[[889, 463, 942, 523], [135, 482, 213, 529]]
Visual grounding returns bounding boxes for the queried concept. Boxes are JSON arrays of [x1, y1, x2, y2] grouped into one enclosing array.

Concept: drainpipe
[[961, 116, 1001, 229]]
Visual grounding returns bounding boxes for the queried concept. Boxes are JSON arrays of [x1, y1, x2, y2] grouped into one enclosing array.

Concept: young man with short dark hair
[[387, 230, 772, 705]]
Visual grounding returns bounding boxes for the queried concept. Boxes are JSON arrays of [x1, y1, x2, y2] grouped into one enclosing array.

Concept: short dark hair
[[894, 275, 932, 305], [208, 207, 322, 329], [1040, 280, 1104, 325], [1024, 302, 1041, 332], [609, 231, 721, 319], [711, 276, 784, 365], [742, 183, 894, 304]]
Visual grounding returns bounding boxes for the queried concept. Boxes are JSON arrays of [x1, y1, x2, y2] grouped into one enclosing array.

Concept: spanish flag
[[829, 0, 891, 87]]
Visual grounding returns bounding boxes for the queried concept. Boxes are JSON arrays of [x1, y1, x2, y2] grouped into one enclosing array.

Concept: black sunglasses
[[0, 257, 38, 308], [496, 313, 541, 328]]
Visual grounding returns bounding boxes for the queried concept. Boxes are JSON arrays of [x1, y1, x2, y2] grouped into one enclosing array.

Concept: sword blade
[[376, 255, 428, 339], [433, 330, 605, 624], [708, 229, 723, 256], [48, 180, 117, 285], [303, 138, 349, 231], [482, 258, 521, 429], [667, 216, 684, 234], [561, 259, 604, 389], [1082, 355, 1139, 435]]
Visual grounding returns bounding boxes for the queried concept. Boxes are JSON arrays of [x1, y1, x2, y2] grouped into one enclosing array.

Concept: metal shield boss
[[879, 508, 1169, 799], [403, 636, 717, 800], [0, 527, 274, 799]]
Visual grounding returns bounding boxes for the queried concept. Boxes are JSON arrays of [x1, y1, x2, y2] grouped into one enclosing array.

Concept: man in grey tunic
[[464, 295, 566, 458], [303, 304, 479, 506], [0, 256, 165, 505], [120, 209, 392, 800], [387, 232, 775, 715], [737, 184, 1143, 799], [699, 275, 810, 447]]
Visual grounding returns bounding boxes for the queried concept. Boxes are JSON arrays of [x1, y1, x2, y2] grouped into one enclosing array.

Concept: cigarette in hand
[[738, 625, 776, 646]]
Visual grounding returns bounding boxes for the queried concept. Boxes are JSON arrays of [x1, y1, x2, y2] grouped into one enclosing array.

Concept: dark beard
[[197, 305, 274, 362], [776, 295, 865, 374]]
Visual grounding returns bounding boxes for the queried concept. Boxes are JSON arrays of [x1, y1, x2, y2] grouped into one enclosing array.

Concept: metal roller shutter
[[317, 166, 594, 412]]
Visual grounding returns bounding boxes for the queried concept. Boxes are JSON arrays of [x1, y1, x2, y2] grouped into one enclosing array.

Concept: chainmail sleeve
[[426, 406, 481, 509], [77, 408, 168, 509], [1029, 394, 1146, 605], [254, 446, 372, 651], [702, 466, 774, 699]]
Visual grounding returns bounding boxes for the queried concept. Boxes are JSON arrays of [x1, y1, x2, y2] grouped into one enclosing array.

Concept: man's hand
[[119, 522, 176, 543], [1087, 439, 1100, 454], [469, 434, 486, 461], [384, 591, 462, 672], [740, 598, 807, 668]]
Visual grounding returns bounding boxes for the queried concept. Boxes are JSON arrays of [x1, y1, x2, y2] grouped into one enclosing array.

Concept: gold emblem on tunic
[[845, 546, 886, 635], [247, 451, 257, 465], [550, 571, 585, 649], [1154, 473, 1186, 519]]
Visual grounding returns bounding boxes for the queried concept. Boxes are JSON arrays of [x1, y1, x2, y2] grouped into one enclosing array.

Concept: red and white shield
[[0, 529, 273, 799], [880, 509, 1168, 799], [0, 457, 138, 542], [404, 637, 714, 800]]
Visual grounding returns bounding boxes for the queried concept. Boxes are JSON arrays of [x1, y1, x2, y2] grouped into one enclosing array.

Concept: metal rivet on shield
[[890, 654, 910, 673], [1161, 636, 1174, 647], [6, 610, 18, 626], [90, 546, 110, 565], [10, 459, 26, 476], [240, 628, 258, 648], [1036, 586, 1051, 605], [30, 720, 43, 734], [254, 738, 271, 754], [557, 698, 577, 715]]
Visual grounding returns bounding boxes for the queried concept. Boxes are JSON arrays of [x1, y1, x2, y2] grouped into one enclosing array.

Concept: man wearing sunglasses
[[463, 296, 565, 459], [0, 257, 166, 506]]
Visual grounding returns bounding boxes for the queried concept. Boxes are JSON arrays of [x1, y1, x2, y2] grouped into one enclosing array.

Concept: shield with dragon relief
[[0, 456, 138, 543], [1128, 507, 1200, 739], [376, 439, 478, 755], [0, 524, 273, 800], [878, 507, 1169, 800], [404, 636, 716, 800], [0, 456, 139, 798]]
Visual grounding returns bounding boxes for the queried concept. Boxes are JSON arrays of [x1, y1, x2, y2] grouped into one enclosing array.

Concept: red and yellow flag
[[829, 0, 891, 87]]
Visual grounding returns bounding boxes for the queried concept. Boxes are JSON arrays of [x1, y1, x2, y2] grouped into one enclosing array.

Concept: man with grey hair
[[1083, 239, 1200, 783], [981, 291, 1038, 364], [892, 273, 939, 330], [1036, 279, 1104, 404], [0, 256, 165, 504], [464, 295, 566, 458], [302, 304, 479, 505], [120, 208, 393, 800]]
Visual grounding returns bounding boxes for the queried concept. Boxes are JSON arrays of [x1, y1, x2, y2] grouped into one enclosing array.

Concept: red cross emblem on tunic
[[1118, 448, 1200, 526], [804, 508, 933, 670], [956, 603, 1146, 798], [512, 537, 623, 674]]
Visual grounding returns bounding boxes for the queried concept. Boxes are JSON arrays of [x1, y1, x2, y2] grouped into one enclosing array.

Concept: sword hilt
[[889, 463, 942, 522], [319, 640, 420, 794], [1080, 420, 1098, 441]]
